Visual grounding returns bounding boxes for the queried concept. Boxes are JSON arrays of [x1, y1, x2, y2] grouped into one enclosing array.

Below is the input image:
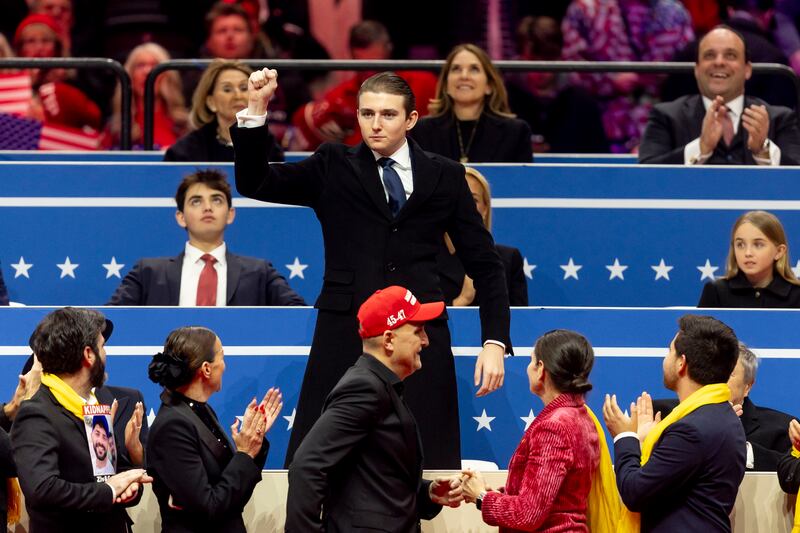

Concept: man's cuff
[[684, 138, 711, 165], [236, 108, 268, 128], [753, 138, 780, 166], [106, 482, 116, 503], [746, 441, 754, 469], [613, 431, 639, 444], [483, 340, 506, 352]]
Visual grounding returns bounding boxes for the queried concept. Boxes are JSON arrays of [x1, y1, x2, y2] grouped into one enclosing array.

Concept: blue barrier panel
[[2, 162, 800, 307], [1, 307, 796, 467]]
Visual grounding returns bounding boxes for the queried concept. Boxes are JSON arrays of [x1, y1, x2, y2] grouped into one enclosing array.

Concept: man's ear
[[83, 345, 95, 368], [175, 210, 187, 229], [226, 206, 236, 226], [677, 354, 688, 376]]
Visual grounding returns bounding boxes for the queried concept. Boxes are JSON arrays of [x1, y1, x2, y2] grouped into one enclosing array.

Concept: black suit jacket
[[778, 449, 800, 494], [107, 250, 306, 306], [286, 354, 441, 532], [653, 396, 793, 471], [10, 385, 140, 533], [638, 94, 800, 165], [437, 243, 528, 306], [614, 402, 746, 532], [163, 120, 285, 162], [146, 389, 268, 533], [697, 272, 800, 308], [409, 111, 533, 163]]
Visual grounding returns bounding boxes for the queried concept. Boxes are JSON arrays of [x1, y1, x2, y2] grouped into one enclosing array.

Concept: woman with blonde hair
[[110, 42, 188, 149], [410, 43, 532, 163], [165, 59, 283, 161], [699, 210, 800, 307]]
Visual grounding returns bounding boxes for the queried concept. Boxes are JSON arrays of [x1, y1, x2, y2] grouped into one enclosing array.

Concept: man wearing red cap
[[286, 286, 464, 532]]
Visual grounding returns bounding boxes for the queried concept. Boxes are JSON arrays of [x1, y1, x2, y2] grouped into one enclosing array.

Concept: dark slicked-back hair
[[674, 315, 739, 385], [358, 71, 415, 117], [175, 169, 233, 211], [33, 307, 106, 375]]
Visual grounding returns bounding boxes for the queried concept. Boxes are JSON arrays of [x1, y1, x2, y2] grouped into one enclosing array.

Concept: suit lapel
[[347, 143, 393, 221], [687, 95, 706, 141], [397, 140, 441, 223], [225, 251, 242, 304], [742, 397, 759, 437], [167, 254, 183, 305]]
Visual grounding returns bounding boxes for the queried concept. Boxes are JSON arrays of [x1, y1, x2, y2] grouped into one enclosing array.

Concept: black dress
[[697, 271, 800, 308], [164, 120, 284, 162], [410, 111, 533, 163]]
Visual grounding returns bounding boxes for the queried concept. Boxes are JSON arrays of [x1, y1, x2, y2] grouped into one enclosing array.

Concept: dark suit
[[438, 243, 529, 306], [698, 272, 800, 308], [614, 402, 746, 532], [232, 125, 510, 468], [638, 94, 800, 165], [286, 354, 441, 532], [163, 120, 285, 162], [10, 385, 141, 533], [146, 389, 268, 533], [653, 396, 793, 471], [409, 111, 533, 163], [107, 250, 306, 306], [778, 449, 800, 494]]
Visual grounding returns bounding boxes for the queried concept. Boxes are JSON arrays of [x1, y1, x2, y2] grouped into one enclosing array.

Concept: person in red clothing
[[461, 329, 600, 532]]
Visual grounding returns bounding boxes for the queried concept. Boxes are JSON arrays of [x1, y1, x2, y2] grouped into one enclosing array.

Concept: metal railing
[[0, 58, 132, 149], [143, 59, 800, 150]]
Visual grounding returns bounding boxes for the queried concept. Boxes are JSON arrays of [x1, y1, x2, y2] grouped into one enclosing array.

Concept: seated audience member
[[639, 26, 800, 165], [409, 43, 533, 163], [289, 20, 438, 151], [108, 170, 304, 306], [108, 43, 188, 150], [603, 315, 746, 532], [28, 0, 73, 54], [506, 16, 609, 154], [13, 14, 102, 132], [286, 286, 463, 531], [561, 0, 694, 153], [699, 210, 800, 307], [461, 329, 620, 532], [777, 418, 800, 494], [654, 342, 793, 471], [147, 326, 282, 533], [438, 167, 528, 306], [0, 264, 8, 305], [165, 59, 283, 162], [11, 308, 152, 532]]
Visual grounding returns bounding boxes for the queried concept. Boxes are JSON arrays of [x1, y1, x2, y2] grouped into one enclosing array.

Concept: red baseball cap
[[357, 286, 444, 339]]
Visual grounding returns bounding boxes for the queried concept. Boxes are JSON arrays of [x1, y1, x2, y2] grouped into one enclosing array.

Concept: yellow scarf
[[41, 372, 97, 419], [617, 383, 731, 533], [585, 406, 621, 533], [792, 446, 800, 533], [6, 478, 21, 525]]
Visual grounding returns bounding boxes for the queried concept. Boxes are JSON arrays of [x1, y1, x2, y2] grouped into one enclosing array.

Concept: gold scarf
[[41, 372, 96, 419], [6, 478, 21, 525], [585, 406, 621, 533], [792, 446, 800, 533], [617, 383, 731, 532]]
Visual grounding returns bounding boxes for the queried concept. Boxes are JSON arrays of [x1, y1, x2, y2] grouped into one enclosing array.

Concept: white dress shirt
[[179, 242, 227, 307]]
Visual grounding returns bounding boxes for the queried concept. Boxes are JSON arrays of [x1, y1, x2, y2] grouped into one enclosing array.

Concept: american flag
[[0, 113, 101, 151], [0, 73, 33, 116]]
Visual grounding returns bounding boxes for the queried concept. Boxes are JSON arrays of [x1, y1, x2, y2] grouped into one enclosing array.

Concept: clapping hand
[[634, 392, 661, 442], [232, 388, 283, 459], [699, 95, 726, 155], [602, 393, 635, 438], [789, 419, 800, 449]]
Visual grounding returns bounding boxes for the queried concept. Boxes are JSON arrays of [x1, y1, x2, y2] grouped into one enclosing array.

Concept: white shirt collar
[[184, 241, 227, 266], [371, 139, 412, 171], [702, 94, 745, 120]]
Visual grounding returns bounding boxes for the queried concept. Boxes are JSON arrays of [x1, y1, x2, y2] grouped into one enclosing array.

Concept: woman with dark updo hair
[[461, 329, 620, 532], [146, 326, 282, 533]]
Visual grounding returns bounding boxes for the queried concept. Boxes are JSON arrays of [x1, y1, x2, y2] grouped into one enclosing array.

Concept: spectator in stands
[[640, 26, 800, 165], [165, 59, 283, 162], [28, 0, 73, 54], [438, 167, 528, 306], [561, 0, 695, 153], [461, 329, 619, 531], [11, 308, 152, 532], [603, 314, 746, 531], [289, 20, 438, 151], [108, 169, 304, 306], [698, 210, 800, 307], [146, 326, 282, 533], [654, 342, 794, 471], [410, 43, 533, 162], [108, 43, 188, 150], [506, 16, 609, 153]]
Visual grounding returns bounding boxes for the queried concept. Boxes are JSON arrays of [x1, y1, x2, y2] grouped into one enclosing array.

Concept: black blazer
[[698, 271, 800, 308], [409, 111, 533, 163], [653, 397, 793, 471], [107, 250, 306, 306], [146, 389, 268, 533], [437, 243, 528, 306], [638, 94, 800, 165], [10, 386, 140, 533], [286, 354, 441, 532], [164, 120, 284, 162], [614, 402, 746, 532], [778, 449, 800, 494]]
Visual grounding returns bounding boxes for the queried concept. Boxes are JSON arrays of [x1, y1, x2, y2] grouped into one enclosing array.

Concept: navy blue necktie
[[378, 157, 406, 217]]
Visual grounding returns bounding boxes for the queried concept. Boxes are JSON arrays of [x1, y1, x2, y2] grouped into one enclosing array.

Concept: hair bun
[[567, 377, 593, 394], [148, 351, 192, 389]]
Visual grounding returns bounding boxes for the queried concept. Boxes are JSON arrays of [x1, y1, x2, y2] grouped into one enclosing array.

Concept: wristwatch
[[476, 490, 487, 510]]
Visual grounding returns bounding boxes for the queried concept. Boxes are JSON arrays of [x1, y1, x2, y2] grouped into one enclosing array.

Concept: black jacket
[[437, 243, 528, 306], [698, 271, 800, 308], [164, 120, 284, 162]]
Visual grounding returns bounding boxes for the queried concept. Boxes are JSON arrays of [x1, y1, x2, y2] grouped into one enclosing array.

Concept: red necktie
[[720, 106, 735, 146], [196, 254, 218, 306]]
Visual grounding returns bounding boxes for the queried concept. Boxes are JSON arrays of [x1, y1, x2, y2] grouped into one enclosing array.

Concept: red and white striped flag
[[39, 122, 102, 150], [0, 112, 101, 150], [0, 72, 33, 116]]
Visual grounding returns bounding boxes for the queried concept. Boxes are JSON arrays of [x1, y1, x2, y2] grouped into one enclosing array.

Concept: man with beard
[[90, 416, 115, 475], [11, 308, 152, 532]]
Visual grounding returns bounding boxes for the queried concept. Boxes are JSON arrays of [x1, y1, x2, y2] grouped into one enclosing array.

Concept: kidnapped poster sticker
[[83, 404, 116, 479]]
